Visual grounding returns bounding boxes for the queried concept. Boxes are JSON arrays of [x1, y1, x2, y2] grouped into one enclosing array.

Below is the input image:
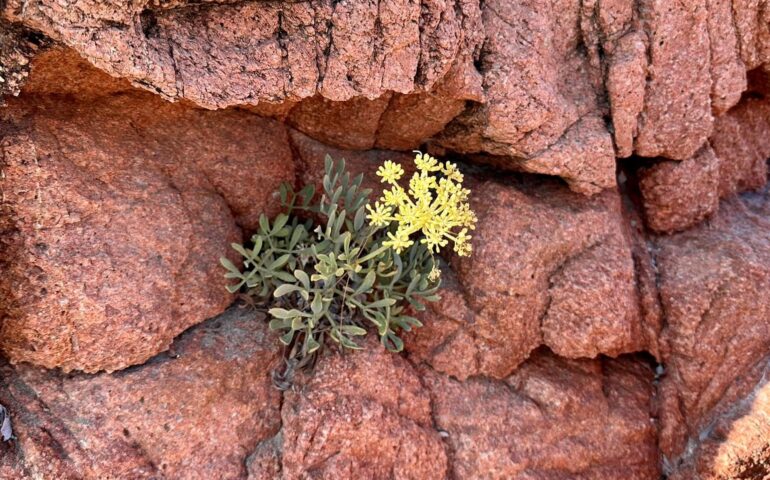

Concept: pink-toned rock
[[422, 351, 660, 479], [666, 358, 770, 480], [637, 145, 721, 233], [249, 336, 448, 479], [289, 128, 415, 196], [0, 307, 282, 479], [711, 95, 770, 199], [706, 0, 747, 115], [634, 0, 713, 160], [0, 49, 294, 372], [375, 58, 484, 150], [635, 94, 770, 233], [409, 173, 654, 380], [1, 0, 480, 108], [606, 31, 648, 158], [654, 189, 770, 471], [287, 94, 393, 150], [434, 0, 616, 195], [0, 20, 47, 102]]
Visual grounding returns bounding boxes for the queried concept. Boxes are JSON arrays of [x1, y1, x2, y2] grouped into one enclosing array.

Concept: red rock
[[2, 0, 479, 108], [0, 49, 294, 372], [606, 31, 648, 158], [434, 0, 616, 196], [422, 350, 660, 479], [409, 174, 653, 379], [637, 145, 721, 233], [711, 95, 770, 199], [634, 0, 713, 160], [0, 20, 45, 102], [251, 336, 448, 479], [706, 0, 747, 115], [654, 189, 770, 470], [635, 94, 770, 233], [289, 128, 415, 195], [0, 307, 282, 479], [287, 94, 393, 150], [376, 58, 484, 150], [667, 359, 770, 480]]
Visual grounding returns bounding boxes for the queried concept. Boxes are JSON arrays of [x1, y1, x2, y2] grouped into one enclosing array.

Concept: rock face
[[0, 307, 282, 479], [255, 335, 449, 480], [636, 94, 770, 233], [654, 188, 770, 478], [422, 350, 660, 479], [1, 0, 770, 478], [0, 49, 294, 372], [408, 173, 657, 380]]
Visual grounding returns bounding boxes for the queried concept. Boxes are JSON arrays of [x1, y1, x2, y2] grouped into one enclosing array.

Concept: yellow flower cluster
[[366, 153, 477, 257]]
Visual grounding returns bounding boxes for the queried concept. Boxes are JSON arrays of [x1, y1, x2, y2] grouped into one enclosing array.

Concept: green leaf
[[273, 270, 299, 283], [294, 270, 310, 289], [381, 331, 404, 352], [289, 225, 305, 250], [269, 254, 291, 270], [354, 270, 376, 296], [339, 335, 362, 350], [274, 284, 302, 298], [269, 318, 290, 330], [340, 325, 367, 336], [280, 331, 295, 345], [220, 257, 240, 274], [367, 298, 397, 309], [259, 214, 270, 234], [311, 294, 323, 315], [354, 206, 366, 231], [305, 335, 321, 354], [269, 308, 307, 319], [272, 213, 289, 234], [230, 243, 251, 259], [252, 236, 263, 256]]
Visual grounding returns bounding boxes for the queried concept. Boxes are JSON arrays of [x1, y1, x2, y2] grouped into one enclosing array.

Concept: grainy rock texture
[[0, 49, 293, 372], [636, 94, 770, 233], [256, 335, 449, 480], [0, 307, 282, 479], [1, 0, 770, 478], [409, 173, 655, 380], [422, 350, 660, 479], [654, 188, 770, 478]]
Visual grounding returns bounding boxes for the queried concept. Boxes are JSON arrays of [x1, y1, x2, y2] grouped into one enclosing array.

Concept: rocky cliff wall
[[0, 1, 769, 479]]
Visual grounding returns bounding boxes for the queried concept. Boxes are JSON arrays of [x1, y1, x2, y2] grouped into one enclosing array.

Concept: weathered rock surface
[[433, 0, 616, 195], [249, 335, 449, 480], [0, 49, 294, 372], [1, 0, 481, 108], [408, 173, 657, 380], [637, 94, 770, 233], [0, 307, 282, 479], [654, 188, 770, 477], [667, 358, 770, 480], [637, 145, 721, 233], [1, 0, 770, 477], [0, 20, 47, 102], [422, 350, 660, 479]]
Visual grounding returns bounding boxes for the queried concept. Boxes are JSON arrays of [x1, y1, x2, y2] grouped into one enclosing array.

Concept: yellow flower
[[376, 160, 404, 184], [383, 230, 413, 253], [382, 185, 407, 207], [414, 152, 441, 173], [366, 202, 393, 227], [369, 152, 477, 258], [453, 228, 473, 257], [428, 264, 441, 282]]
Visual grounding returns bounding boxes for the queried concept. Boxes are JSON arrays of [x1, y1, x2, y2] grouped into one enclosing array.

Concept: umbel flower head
[[366, 153, 477, 256]]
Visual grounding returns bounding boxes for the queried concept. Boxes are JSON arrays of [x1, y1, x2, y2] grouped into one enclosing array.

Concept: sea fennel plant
[[222, 153, 476, 374]]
